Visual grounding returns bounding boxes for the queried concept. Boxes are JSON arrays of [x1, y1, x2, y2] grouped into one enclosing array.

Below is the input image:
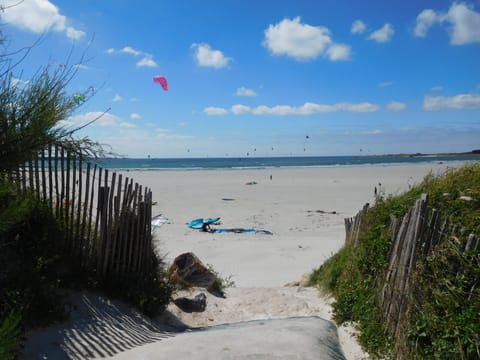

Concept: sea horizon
[[92, 153, 480, 171]]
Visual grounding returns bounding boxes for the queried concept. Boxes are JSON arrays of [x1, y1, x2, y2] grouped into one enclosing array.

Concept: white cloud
[[205, 102, 379, 116], [73, 63, 89, 70], [379, 81, 394, 88], [263, 17, 350, 61], [204, 106, 229, 115], [414, 3, 480, 45], [231, 104, 251, 114], [361, 129, 384, 135], [154, 128, 193, 140], [11, 77, 29, 88], [414, 9, 441, 37], [66, 27, 85, 40], [251, 105, 292, 115], [447, 3, 480, 45], [192, 43, 231, 68], [263, 17, 331, 60], [136, 56, 158, 68], [423, 93, 480, 110], [368, 23, 394, 43], [430, 86, 444, 91], [112, 94, 123, 102], [351, 20, 367, 34], [106, 46, 158, 67], [62, 112, 120, 128], [386, 101, 407, 111], [340, 102, 379, 112], [236, 87, 257, 97], [121, 46, 142, 56], [0, 0, 85, 40], [130, 113, 141, 120], [325, 44, 351, 61], [119, 122, 136, 128]]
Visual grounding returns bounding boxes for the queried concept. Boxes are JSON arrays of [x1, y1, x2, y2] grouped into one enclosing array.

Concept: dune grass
[[309, 163, 480, 358]]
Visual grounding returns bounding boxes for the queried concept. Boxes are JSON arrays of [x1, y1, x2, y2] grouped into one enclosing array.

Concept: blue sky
[[2, 0, 480, 157]]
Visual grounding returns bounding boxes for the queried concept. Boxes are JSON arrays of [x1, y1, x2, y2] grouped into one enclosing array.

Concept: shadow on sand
[[22, 291, 186, 359]]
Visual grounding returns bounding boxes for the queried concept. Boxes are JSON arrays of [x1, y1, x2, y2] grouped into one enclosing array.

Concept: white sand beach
[[23, 162, 468, 359], [126, 162, 459, 288]]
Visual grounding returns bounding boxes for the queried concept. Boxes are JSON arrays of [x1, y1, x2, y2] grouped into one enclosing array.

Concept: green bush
[[105, 261, 173, 317], [408, 238, 480, 358], [0, 181, 68, 358], [0, 181, 67, 327], [308, 245, 350, 291], [0, 311, 23, 360]]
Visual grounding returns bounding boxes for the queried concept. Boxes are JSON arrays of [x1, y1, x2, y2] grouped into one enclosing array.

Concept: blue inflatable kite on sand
[[187, 217, 220, 229], [187, 217, 272, 235]]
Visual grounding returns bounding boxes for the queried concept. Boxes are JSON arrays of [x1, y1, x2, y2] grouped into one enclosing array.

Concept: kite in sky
[[73, 86, 94, 105], [153, 76, 168, 91], [73, 93, 86, 105]]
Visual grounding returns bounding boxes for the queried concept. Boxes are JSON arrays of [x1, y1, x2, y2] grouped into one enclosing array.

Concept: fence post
[[48, 145, 53, 211], [69, 153, 76, 252], [118, 177, 130, 274], [102, 172, 116, 277], [34, 156, 40, 199], [98, 184, 109, 277], [41, 149, 46, 201], [75, 158, 83, 259], [60, 148, 65, 226], [125, 180, 136, 273], [81, 162, 90, 265], [112, 174, 122, 274]]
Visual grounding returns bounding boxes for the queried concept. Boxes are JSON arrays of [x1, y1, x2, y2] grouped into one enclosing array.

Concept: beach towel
[[212, 228, 272, 235]]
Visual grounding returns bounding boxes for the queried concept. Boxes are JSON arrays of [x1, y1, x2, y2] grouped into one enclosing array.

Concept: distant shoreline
[[88, 153, 479, 172], [365, 150, 480, 158]]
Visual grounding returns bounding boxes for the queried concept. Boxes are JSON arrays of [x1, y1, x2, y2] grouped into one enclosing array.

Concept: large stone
[[168, 252, 220, 293], [173, 293, 207, 313]]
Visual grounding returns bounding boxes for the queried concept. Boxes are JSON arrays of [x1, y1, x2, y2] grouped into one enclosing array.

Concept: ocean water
[[92, 155, 479, 171]]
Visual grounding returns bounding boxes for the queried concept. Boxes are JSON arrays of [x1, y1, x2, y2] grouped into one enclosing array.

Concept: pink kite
[[153, 76, 168, 91]]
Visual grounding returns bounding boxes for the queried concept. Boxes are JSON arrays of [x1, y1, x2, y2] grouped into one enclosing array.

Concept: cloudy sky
[[1, 0, 479, 157]]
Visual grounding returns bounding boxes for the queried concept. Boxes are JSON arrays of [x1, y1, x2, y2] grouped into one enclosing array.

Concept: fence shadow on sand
[[22, 291, 186, 359]]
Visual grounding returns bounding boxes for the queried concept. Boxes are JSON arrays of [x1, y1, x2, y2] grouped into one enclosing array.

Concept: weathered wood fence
[[10, 144, 154, 279], [345, 194, 478, 357]]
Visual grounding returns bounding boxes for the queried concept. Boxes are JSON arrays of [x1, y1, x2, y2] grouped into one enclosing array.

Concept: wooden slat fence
[[344, 202, 370, 248], [10, 144, 154, 280], [344, 194, 478, 358]]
